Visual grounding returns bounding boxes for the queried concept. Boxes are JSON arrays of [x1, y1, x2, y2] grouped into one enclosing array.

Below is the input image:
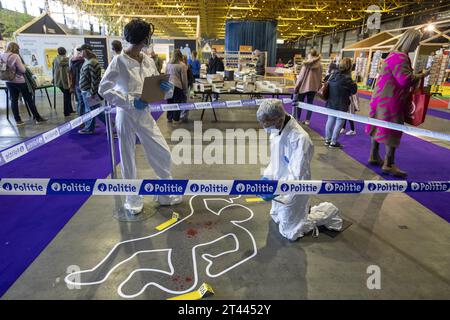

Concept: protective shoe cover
[[155, 195, 183, 206], [307, 202, 342, 231], [124, 195, 144, 215]]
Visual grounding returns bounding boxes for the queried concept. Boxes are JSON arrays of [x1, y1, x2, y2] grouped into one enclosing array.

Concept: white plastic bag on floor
[[307, 202, 342, 231]]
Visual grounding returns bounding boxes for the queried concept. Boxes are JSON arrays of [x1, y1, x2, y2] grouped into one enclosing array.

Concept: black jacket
[[325, 71, 357, 112], [207, 56, 224, 74], [69, 58, 85, 89]]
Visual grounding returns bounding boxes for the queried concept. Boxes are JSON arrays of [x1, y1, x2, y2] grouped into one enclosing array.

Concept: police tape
[[146, 98, 450, 142], [1, 97, 449, 168], [293, 101, 450, 142], [0, 106, 106, 167], [0, 179, 448, 195]]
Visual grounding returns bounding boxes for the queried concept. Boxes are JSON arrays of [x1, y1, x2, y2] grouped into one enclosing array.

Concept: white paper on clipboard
[[141, 74, 173, 103]]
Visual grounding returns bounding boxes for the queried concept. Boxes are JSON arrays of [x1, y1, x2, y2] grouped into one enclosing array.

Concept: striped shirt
[[79, 58, 102, 95]]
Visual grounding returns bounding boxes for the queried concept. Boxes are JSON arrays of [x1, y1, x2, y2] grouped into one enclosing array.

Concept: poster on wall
[[152, 43, 170, 63], [44, 48, 58, 69], [17, 34, 85, 77], [174, 40, 197, 60], [84, 37, 108, 70], [21, 48, 40, 67]]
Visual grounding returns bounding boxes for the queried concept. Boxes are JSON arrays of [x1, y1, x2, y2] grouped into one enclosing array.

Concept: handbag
[[317, 70, 334, 101], [317, 81, 329, 100], [0, 53, 16, 81], [349, 94, 360, 114], [24, 67, 37, 93], [405, 78, 430, 126]]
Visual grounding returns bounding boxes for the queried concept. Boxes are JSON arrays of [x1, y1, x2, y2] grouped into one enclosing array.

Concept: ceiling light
[[425, 24, 435, 32]]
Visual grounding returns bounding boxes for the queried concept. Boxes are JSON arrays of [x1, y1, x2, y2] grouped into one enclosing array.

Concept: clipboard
[[141, 74, 170, 103]]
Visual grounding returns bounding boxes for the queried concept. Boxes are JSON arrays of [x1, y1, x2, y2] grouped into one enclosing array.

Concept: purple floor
[[287, 101, 450, 223], [0, 111, 162, 297], [358, 92, 450, 121]]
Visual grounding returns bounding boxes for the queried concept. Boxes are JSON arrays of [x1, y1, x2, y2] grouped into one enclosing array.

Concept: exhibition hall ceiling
[[61, 0, 447, 39]]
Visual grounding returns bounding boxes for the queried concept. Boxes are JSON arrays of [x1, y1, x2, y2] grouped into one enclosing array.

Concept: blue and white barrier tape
[[145, 98, 450, 142], [0, 106, 106, 167], [293, 101, 450, 142], [0, 179, 448, 195]]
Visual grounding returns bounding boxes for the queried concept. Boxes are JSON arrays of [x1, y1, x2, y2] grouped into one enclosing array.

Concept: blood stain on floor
[[186, 228, 198, 238]]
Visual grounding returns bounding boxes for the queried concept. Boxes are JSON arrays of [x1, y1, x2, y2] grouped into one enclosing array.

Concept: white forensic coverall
[[99, 53, 181, 208], [263, 116, 342, 241]]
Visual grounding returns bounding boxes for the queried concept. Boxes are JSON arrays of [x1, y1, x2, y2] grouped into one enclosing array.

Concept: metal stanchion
[[105, 104, 154, 222]]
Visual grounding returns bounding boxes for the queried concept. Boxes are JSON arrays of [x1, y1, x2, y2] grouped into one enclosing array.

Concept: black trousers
[[6, 82, 41, 121], [167, 87, 186, 121], [59, 86, 74, 116], [296, 91, 315, 121], [342, 119, 355, 131]]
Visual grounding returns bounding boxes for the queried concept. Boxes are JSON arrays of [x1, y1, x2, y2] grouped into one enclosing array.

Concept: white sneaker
[[346, 130, 356, 135], [303, 120, 310, 126], [124, 195, 144, 215], [155, 195, 183, 206], [340, 128, 345, 134]]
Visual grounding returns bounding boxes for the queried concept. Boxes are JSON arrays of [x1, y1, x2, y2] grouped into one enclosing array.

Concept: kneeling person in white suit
[[99, 19, 182, 214], [257, 100, 342, 241]]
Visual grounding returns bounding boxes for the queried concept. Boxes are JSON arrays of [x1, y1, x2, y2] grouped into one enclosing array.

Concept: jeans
[[81, 91, 106, 132], [75, 87, 86, 116], [325, 115, 345, 144], [296, 91, 315, 121], [59, 86, 74, 116], [167, 87, 186, 122], [6, 82, 42, 121]]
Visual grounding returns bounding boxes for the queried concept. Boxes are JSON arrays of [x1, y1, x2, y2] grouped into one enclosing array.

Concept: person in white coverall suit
[[99, 19, 181, 214], [257, 99, 342, 241]]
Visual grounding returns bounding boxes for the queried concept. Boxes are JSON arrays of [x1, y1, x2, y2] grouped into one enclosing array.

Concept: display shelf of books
[[218, 50, 267, 72]]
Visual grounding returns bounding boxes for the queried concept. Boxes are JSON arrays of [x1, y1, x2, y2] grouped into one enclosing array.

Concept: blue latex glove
[[160, 80, 174, 92], [260, 194, 278, 202], [261, 176, 269, 180], [134, 98, 148, 110]]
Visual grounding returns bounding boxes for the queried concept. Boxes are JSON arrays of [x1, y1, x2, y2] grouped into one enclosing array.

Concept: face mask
[[264, 125, 279, 135]]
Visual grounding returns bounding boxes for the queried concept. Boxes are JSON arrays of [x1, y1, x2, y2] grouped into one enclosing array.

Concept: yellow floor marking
[[168, 283, 215, 300], [155, 212, 180, 231], [245, 197, 264, 203]]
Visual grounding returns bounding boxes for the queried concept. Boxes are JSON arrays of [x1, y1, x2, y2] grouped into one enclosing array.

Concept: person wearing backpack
[[0, 42, 47, 126], [53, 47, 75, 117]]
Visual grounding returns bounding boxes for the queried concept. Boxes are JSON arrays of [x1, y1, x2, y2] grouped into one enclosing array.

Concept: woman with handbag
[[324, 58, 357, 149], [293, 49, 322, 126], [0, 42, 47, 126], [366, 29, 429, 177]]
